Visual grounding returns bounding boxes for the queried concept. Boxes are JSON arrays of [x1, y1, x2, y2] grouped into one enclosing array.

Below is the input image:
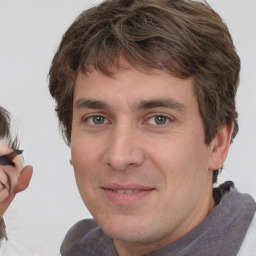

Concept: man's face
[[71, 64, 217, 248]]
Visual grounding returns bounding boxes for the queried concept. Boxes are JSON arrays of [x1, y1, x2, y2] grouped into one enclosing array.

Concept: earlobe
[[208, 122, 234, 171]]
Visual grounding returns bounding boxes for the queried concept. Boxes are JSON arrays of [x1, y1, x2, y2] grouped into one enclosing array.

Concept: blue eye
[[148, 115, 170, 125], [87, 115, 107, 125]]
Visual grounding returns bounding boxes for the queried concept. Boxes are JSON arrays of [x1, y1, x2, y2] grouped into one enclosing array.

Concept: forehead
[[0, 139, 12, 155], [74, 67, 196, 108]]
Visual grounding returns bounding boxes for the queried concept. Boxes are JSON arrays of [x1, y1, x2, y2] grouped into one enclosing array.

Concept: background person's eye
[[148, 115, 171, 125], [0, 150, 23, 166]]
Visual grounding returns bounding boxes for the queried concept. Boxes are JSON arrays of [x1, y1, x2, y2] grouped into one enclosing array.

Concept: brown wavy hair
[[49, 0, 240, 183]]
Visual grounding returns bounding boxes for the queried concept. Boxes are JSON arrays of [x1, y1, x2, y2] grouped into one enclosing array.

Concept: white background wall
[[0, 0, 255, 255]]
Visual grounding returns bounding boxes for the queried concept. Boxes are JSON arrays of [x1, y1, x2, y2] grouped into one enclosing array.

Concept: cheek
[[149, 137, 210, 190], [71, 137, 110, 217], [71, 135, 104, 192], [71, 134, 102, 168]]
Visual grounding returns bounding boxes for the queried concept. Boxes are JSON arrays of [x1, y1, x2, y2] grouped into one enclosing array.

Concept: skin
[[0, 140, 33, 217], [71, 63, 233, 256]]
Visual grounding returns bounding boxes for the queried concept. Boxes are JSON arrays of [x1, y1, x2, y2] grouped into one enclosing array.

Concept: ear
[[14, 165, 33, 193], [208, 122, 234, 171]]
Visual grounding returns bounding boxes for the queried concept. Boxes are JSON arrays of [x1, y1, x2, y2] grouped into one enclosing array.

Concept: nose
[[103, 124, 145, 171]]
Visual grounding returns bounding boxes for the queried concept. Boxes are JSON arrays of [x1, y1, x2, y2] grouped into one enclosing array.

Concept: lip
[[101, 183, 154, 205]]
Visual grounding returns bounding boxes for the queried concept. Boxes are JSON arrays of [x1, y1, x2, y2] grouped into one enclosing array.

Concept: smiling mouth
[[106, 189, 141, 194], [102, 185, 154, 204]]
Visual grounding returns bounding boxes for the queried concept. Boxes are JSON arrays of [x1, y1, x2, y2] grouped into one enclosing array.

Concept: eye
[[147, 115, 171, 125], [86, 115, 109, 125]]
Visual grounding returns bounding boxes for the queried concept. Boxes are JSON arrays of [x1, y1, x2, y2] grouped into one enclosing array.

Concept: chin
[[96, 215, 161, 244]]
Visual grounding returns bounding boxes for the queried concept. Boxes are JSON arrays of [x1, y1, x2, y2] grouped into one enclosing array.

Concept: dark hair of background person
[[48, 0, 241, 184], [0, 106, 18, 149]]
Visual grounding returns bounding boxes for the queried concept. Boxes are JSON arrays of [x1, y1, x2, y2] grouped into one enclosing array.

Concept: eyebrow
[[136, 98, 186, 111], [74, 98, 186, 112], [74, 99, 108, 109]]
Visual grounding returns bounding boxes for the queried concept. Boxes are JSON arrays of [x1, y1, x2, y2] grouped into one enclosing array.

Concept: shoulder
[[237, 213, 256, 256], [60, 219, 117, 256], [60, 219, 98, 253]]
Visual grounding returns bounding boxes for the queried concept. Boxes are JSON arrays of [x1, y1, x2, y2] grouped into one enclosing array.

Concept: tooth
[[113, 189, 141, 194], [124, 190, 134, 194], [115, 190, 125, 194]]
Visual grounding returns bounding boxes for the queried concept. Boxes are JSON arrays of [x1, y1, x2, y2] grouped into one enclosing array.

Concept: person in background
[[48, 0, 256, 255], [0, 106, 32, 243]]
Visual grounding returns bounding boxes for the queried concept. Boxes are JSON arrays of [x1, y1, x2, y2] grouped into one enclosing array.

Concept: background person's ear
[[208, 122, 234, 171], [14, 165, 33, 193], [0, 165, 33, 217]]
